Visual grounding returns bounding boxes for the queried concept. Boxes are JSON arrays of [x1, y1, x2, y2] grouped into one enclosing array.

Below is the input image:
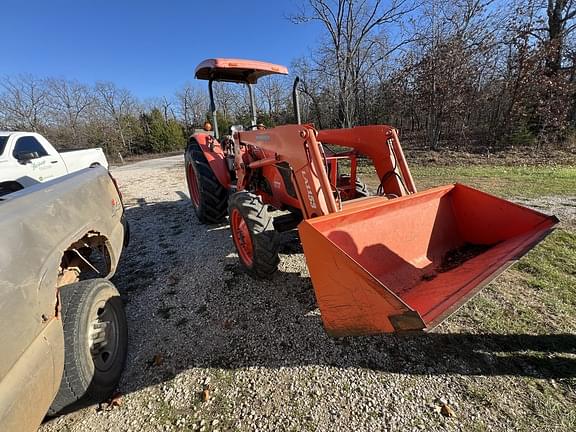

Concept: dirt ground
[[40, 155, 576, 432]]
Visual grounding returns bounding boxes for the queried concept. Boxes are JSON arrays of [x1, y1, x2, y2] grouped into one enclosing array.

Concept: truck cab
[[0, 131, 108, 195]]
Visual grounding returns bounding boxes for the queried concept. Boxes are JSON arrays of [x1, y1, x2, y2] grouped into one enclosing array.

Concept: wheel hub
[[89, 300, 120, 372]]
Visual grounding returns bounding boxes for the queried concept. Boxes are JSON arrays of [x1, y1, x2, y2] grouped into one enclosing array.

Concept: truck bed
[[0, 166, 124, 280], [60, 147, 108, 171]]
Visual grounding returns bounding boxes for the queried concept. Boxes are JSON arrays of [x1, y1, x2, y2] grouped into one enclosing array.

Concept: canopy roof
[[194, 58, 288, 84]]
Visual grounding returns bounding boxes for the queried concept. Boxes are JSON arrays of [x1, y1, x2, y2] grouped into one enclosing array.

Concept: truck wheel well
[[57, 232, 113, 288], [0, 181, 24, 197]]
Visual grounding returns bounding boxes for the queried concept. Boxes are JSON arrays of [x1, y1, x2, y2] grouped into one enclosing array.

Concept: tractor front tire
[[228, 192, 280, 279], [185, 140, 228, 224]]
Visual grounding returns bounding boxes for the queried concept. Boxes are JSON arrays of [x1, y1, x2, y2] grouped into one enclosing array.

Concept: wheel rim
[[231, 208, 254, 266], [187, 162, 201, 207], [88, 298, 121, 373]]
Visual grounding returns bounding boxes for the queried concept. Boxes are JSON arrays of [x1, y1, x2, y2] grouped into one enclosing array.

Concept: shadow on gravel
[[110, 196, 575, 401]]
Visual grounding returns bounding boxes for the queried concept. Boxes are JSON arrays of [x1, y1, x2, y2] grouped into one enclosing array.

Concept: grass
[[515, 229, 576, 321], [411, 165, 576, 198], [446, 229, 576, 431], [358, 163, 576, 198], [457, 229, 576, 334], [400, 163, 576, 431]]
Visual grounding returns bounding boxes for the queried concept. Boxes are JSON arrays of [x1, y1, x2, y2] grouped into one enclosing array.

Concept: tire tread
[[185, 139, 228, 224], [48, 279, 126, 415], [228, 192, 280, 279]]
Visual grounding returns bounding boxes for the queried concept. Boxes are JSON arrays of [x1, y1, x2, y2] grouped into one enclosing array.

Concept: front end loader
[[185, 58, 558, 336]]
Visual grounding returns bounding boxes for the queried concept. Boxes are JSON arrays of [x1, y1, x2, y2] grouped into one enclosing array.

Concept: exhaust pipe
[[292, 76, 301, 125]]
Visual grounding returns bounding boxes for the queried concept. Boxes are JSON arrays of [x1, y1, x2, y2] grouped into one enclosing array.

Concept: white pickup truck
[[0, 131, 109, 195]]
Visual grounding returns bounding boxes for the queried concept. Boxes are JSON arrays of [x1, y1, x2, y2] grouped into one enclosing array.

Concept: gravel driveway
[[40, 155, 576, 432]]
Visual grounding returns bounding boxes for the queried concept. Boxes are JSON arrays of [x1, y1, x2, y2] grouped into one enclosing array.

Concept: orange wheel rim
[[187, 162, 201, 207], [231, 208, 253, 266]]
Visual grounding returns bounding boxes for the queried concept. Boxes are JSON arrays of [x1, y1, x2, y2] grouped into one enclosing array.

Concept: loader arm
[[236, 124, 339, 219], [317, 126, 417, 197], [235, 124, 417, 218]]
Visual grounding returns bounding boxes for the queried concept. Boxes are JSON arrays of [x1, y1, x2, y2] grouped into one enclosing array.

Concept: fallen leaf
[[223, 319, 234, 329], [440, 404, 456, 417], [108, 392, 123, 408], [201, 389, 210, 402], [152, 354, 164, 366], [96, 392, 124, 411]]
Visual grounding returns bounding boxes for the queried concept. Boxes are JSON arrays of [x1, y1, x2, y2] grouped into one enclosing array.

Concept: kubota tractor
[[185, 58, 558, 336]]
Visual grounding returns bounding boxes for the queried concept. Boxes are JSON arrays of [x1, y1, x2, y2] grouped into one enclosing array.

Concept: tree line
[[0, 76, 213, 159], [1, 0, 575, 156], [288, 0, 576, 151]]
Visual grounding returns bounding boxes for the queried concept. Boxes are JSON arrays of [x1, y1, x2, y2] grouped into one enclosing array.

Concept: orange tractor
[[185, 58, 558, 336]]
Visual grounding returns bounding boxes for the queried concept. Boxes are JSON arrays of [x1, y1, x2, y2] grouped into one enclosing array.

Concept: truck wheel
[[48, 279, 127, 415], [185, 139, 228, 224], [228, 192, 280, 279]]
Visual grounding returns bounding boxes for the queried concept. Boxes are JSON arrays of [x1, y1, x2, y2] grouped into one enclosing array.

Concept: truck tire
[[48, 279, 127, 415], [228, 192, 280, 279], [185, 139, 228, 224]]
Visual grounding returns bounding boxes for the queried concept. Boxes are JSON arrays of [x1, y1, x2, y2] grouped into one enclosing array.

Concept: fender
[[190, 134, 231, 188]]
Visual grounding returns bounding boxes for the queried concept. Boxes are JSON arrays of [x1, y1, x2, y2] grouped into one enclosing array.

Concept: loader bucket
[[298, 184, 558, 336]]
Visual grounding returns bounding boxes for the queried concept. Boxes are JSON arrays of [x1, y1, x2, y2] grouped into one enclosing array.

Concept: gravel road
[[40, 155, 576, 432]]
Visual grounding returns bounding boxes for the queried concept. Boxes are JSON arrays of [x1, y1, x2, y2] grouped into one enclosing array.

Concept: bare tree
[[0, 75, 48, 131], [292, 0, 418, 127], [46, 78, 94, 147], [256, 75, 290, 124], [176, 84, 209, 134], [539, 0, 576, 73], [94, 82, 138, 153], [291, 56, 331, 128]]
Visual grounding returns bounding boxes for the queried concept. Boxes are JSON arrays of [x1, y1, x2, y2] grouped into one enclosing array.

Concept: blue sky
[[0, 0, 320, 99]]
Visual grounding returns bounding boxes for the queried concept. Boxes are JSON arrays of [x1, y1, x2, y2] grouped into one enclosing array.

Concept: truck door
[[12, 136, 67, 183]]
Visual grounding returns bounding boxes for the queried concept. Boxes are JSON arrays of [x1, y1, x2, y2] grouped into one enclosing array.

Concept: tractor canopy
[[195, 58, 289, 84]]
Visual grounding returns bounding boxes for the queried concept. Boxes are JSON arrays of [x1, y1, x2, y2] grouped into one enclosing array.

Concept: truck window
[[13, 136, 48, 159], [0, 136, 7, 155]]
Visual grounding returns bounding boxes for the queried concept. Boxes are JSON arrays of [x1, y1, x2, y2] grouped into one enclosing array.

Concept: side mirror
[[16, 151, 38, 162]]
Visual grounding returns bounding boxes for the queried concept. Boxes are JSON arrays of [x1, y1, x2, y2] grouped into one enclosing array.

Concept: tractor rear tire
[[355, 178, 370, 198], [185, 139, 228, 224], [228, 192, 280, 279], [338, 174, 370, 198]]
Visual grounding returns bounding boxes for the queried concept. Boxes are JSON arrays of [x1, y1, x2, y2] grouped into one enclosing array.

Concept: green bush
[[507, 125, 537, 147]]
